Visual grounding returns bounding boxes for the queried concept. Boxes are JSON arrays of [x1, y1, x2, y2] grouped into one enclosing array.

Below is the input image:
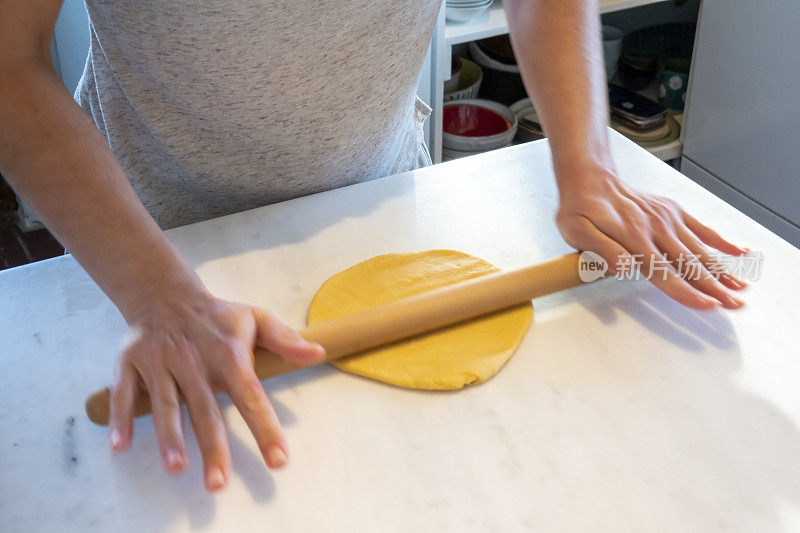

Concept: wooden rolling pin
[[86, 252, 594, 425]]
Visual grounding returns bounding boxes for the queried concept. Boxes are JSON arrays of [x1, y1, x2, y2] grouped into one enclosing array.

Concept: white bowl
[[444, 57, 483, 101], [510, 97, 541, 128], [602, 25, 624, 79], [468, 40, 520, 73], [510, 97, 544, 142], [443, 56, 463, 94], [442, 99, 518, 152], [509, 97, 532, 115], [446, 1, 493, 23]]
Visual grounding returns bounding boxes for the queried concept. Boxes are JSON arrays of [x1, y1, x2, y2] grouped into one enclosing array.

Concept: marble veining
[[2, 133, 800, 531]]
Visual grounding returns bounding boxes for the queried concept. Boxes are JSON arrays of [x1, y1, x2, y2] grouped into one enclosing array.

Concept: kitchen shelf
[[427, 0, 681, 163], [444, 2, 508, 45], [445, 0, 672, 45], [611, 75, 685, 162]]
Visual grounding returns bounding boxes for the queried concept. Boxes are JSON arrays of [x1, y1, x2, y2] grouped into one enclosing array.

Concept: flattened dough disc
[[307, 250, 534, 390]]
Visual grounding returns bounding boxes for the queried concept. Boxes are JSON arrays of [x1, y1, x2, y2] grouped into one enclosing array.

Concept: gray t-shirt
[[76, 1, 438, 229]]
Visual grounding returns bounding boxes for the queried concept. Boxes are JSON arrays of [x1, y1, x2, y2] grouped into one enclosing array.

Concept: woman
[[0, 0, 747, 492]]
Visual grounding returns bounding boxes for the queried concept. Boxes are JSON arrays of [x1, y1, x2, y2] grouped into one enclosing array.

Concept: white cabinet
[[681, 0, 800, 247]]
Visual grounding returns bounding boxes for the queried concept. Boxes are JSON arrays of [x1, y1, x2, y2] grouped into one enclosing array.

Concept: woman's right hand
[[109, 283, 325, 492], [0, 0, 320, 495]]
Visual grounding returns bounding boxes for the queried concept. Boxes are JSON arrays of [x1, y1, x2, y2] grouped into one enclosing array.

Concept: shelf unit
[[424, 0, 679, 163], [445, 0, 666, 45]]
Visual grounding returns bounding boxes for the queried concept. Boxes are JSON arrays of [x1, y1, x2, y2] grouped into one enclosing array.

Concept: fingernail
[[726, 295, 745, 308], [110, 429, 121, 451], [205, 467, 226, 492], [701, 296, 719, 308], [267, 445, 287, 469], [164, 449, 184, 471], [729, 277, 747, 289]]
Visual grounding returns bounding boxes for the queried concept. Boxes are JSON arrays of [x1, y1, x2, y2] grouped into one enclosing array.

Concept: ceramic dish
[[444, 57, 483, 101], [611, 115, 680, 149], [469, 40, 519, 74], [476, 35, 516, 64], [468, 41, 526, 105], [611, 119, 671, 142], [442, 99, 518, 153], [443, 56, 463, 94], [445, 0, 493, 23], [632, 115, 680, 147], [509, 98, 544, 142]]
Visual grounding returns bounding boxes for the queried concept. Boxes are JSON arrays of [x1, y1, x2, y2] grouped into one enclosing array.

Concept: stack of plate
[[509, 98, 545, 143], [611, 116, 680, 148], [446, 0, 493, 23], [608, 84, 679, 148]]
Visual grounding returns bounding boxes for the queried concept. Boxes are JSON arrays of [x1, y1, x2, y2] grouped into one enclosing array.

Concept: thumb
[[250, 307, 326, 365]]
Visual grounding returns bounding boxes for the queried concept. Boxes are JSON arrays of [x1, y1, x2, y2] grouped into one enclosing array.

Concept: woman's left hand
[[555, 165, 749, 310]]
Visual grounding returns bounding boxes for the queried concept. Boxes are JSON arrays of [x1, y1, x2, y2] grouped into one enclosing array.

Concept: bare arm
[[505, 0, 749, 309], [0, 0, 323, 491], [0, 0, 195, 316]]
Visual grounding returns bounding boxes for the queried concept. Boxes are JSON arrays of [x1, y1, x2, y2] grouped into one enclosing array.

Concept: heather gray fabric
[[75, 1, 439, 229]]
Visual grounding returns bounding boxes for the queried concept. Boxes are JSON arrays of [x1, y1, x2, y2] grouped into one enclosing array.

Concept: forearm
[[505, 0, 612, 184], [0, 60, 205, 320]]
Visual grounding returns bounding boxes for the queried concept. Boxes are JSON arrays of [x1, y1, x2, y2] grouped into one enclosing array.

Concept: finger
[[676, 228, 748, 291], [141, 366, 188, 475], [109, 359, 139, 453], [251, 307, 325, 365], [565, 216, 631, 273], [682, 212, 749, 256], [627, 238, 720, 310], [224, 355, 289, 470], [654, 231, 744, 309], [172, 351, 232, 492]]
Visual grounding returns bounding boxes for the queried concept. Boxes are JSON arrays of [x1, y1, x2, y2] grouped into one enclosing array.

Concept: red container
[[443, 103, 511, 138]]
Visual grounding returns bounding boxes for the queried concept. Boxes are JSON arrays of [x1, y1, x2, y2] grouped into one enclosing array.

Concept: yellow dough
[[307, 250, 533, 390]]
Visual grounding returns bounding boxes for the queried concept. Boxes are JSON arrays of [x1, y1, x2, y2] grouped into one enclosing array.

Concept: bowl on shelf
[[442, 99, 518, 157], [475, 35, 517, 64], [469, 38, 519, 73], [622, 23, 696, 64], [618, 23, 695, 91], [618, 54, 657, 90], [602, 25, 624, 79], [443, 56, 463, 94], [444, 57, 483, 101], [469, 40, 527, 106], [613, 115, 680, 148], [445, 0, 493, 24], [509, 98, 544, 142]]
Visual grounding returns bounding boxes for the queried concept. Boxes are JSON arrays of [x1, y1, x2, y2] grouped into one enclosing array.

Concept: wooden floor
[[0, 212, 64, 271]]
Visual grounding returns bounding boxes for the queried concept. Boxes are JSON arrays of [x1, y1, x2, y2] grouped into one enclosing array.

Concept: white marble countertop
[[2, 133, 800, 532]]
